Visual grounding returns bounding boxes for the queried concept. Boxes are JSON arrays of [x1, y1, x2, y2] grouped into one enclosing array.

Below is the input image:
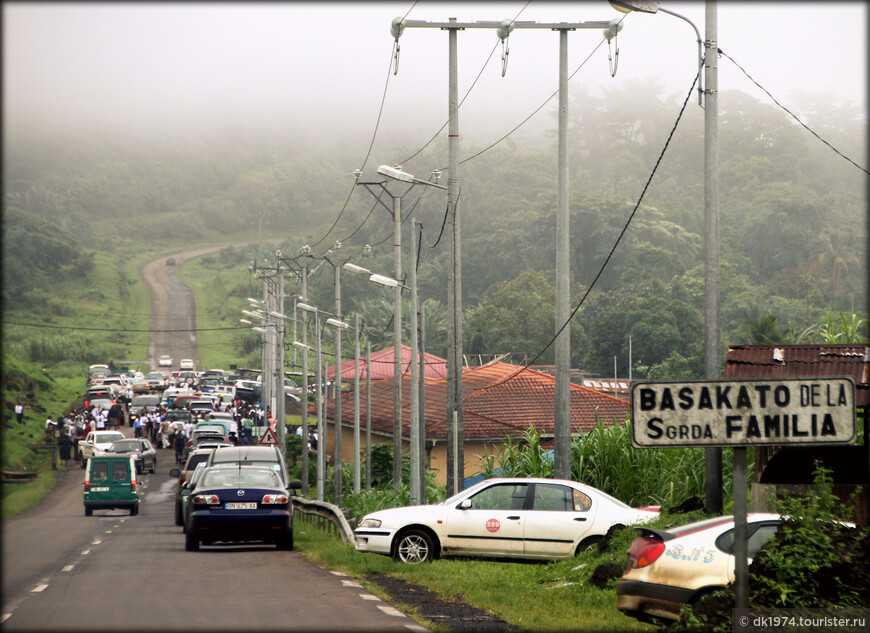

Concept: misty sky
[[3, 1, 867, 150]]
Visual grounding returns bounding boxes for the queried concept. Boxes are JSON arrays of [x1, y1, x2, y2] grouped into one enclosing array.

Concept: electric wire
[[719, 48, 869, 176], [307, 2, 418, 249], [473, 62, 701, 392], [399, 0, 533, 166]]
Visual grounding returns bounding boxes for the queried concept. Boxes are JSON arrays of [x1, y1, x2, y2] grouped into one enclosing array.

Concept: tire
[[84, 506, 93, 517], [174, 501, 183, 526], [185, 531, 199, 551], [276, 531, 294, 551], [149, 458, 156, 474], [577, 536, 603, 555], [393, 529, 435, 564], [130, 504, 138, 516], [80, 456, 86, 469]]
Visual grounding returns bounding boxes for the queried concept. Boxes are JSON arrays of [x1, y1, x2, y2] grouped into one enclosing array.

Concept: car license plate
[[91, 487, 110, 492], [225, 502, 257, 510]]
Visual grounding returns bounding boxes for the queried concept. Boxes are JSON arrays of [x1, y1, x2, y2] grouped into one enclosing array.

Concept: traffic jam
[[76, 362, 301, 551], [74, 363, 798, 622]]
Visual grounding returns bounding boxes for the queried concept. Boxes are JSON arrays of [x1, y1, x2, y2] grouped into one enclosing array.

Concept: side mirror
[[287, 479, 303, 490], [169, 468, 180, 478], [459, 499, 472, 510], [180, 489, 191, 497]]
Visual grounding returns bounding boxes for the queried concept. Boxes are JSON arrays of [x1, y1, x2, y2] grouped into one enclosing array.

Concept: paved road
[[2, 435, 426, 632]]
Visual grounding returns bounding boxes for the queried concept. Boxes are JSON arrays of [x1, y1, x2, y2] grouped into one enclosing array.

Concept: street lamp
[[352, 167, 444, 502]]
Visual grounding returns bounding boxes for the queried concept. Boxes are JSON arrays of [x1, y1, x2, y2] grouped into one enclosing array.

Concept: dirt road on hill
[[139, 246, 226, 372]]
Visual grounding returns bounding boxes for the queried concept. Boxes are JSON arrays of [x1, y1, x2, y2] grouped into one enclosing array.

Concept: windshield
[[109, 440, 140, 452], [200, 468, 281, 489], [95, 432, 125, 443]]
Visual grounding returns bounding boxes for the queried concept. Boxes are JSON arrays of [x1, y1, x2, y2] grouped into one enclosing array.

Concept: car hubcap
[[398, 536, 428, 564]]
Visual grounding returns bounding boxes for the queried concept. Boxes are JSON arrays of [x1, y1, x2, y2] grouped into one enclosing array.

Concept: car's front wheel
[[393, 529, 435, 564]]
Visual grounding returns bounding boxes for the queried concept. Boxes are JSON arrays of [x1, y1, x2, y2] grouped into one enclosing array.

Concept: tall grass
[[479, 422, 744, 509]]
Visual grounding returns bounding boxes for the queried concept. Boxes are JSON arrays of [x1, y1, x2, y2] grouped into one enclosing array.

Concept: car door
[[442, 482, 530, 557], [522, 483, 597, 557]]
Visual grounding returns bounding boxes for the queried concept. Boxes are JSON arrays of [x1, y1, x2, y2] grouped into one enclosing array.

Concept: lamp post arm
[[658, 7, 704, 106]]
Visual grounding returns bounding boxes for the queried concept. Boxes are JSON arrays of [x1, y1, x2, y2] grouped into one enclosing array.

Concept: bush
[[750, 463, 869, 608]]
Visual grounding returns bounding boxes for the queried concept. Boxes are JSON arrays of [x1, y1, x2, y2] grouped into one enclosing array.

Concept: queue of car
[[83, 365, 794, 625]]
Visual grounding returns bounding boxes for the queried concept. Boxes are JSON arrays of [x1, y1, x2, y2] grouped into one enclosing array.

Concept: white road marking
[[330, 571, 348, 577], [91, 539, 101, 545], [61, 565, 75, 572], [31, 585, 48, 593], [360, 594, 380, 601], [377, 605, 406, 617], [81, 550, 90, 555], [104, 531, 112, 534], [342, 580, 363, 588]]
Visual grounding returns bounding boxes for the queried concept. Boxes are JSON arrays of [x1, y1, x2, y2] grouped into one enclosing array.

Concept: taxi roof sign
[[631, 377, 856, 448]]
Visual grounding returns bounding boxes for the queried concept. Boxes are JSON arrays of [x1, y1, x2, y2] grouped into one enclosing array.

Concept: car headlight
[[357, 518, 382, 529]]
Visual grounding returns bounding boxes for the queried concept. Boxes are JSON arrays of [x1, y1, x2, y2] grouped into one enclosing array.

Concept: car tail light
[[627, 536, 665, 570], [261, 494, 288, 504], [186, 440, 193, 447], [193, 494, 220, 505], [84, 481, 90, 492], [131, 481, 137, 493]]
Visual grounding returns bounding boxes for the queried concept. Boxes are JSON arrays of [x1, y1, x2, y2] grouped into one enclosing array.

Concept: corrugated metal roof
[[724, 344, 869, 405]]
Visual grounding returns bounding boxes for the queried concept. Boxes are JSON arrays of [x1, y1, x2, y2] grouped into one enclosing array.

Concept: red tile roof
[[325, 345, 447, 381], [723, 344, 869, 406], [324, 360, 628, 441]]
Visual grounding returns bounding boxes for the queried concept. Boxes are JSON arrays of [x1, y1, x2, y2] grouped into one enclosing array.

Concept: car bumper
[[353, 529, 395, 555], [190, 510, 291, 543], [616, 579, 697, 621], [84, 499, 138, 510]]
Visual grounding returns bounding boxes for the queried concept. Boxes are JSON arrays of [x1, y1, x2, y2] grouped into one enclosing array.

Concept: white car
[[79, 430, 127, 466], [354, 477, 660, 564], [158, 355, 173, 367], [616, 513, 782, 622], [179, 359, 195, 370]]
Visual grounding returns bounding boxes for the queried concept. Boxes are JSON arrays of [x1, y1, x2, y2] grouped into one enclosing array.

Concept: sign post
[[631, 377, 856, 611]]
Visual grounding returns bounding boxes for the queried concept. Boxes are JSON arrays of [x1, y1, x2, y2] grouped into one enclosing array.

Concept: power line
[[474, 63, 701, 392], [719, 48, 869, 176]]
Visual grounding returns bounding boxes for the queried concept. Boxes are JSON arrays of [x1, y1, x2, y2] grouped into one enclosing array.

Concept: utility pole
[[554, 26, 571, 481], [393, 14, 613, 494], [704, 0, 723, 515], [300, 263, 310, 494], [353, 313, 361, 494], [333, 262, 343, 505]]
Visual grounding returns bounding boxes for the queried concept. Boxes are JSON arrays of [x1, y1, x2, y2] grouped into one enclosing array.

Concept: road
[[140, 247, 220, 372], [2, 439, 425, 631], [2, 248, 427, 632]]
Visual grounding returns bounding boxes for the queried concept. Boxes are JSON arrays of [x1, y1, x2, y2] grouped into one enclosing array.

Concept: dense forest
[[3, 80, 867, 377]]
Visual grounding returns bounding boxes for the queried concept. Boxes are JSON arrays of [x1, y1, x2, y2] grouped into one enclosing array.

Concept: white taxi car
[[616, 513, 782, 622], [354, 477, 659, 564]]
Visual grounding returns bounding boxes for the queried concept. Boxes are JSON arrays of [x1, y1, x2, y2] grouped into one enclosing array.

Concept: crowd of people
[[46, 397, 318, 467]]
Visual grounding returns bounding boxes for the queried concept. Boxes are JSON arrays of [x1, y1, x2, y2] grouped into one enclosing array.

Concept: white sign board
[[631, 377, 856, 448]]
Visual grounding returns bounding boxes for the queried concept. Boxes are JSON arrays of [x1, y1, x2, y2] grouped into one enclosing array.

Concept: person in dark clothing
[[174, 431, 185, 465], [58, 433, 73, 466]]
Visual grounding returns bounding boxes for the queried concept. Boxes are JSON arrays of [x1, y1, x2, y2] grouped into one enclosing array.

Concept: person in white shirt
[[184, 420, 195, 438], [95, 411, 106, 430]]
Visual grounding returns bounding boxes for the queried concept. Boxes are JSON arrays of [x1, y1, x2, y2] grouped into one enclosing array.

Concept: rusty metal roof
[[723, 344, 869, 405]]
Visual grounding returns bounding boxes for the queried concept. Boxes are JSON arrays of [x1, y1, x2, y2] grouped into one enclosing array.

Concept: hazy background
[[4, 1, 867, 153]]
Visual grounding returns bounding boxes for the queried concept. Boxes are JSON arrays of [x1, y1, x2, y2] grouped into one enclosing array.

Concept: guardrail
[[291, 497, 355, 544]]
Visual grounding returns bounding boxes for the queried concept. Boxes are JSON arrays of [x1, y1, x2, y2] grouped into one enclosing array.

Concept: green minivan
[[83, 455, 140, 516]]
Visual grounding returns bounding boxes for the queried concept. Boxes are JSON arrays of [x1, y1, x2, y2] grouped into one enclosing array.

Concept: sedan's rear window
[[201, 469, 280, 488]]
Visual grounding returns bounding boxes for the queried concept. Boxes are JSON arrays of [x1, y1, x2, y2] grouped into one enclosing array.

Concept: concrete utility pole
[[353, 314, 361, 494], [300, 264, 310, 494], [394, 14, 613, 493]]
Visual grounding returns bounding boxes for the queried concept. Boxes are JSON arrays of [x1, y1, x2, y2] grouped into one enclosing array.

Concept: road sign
[[631, 377, 856, 448], [258, 427, 279, 446]]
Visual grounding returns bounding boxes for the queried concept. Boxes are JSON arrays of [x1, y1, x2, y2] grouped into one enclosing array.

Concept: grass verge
[[294, 518, 659, 632]]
